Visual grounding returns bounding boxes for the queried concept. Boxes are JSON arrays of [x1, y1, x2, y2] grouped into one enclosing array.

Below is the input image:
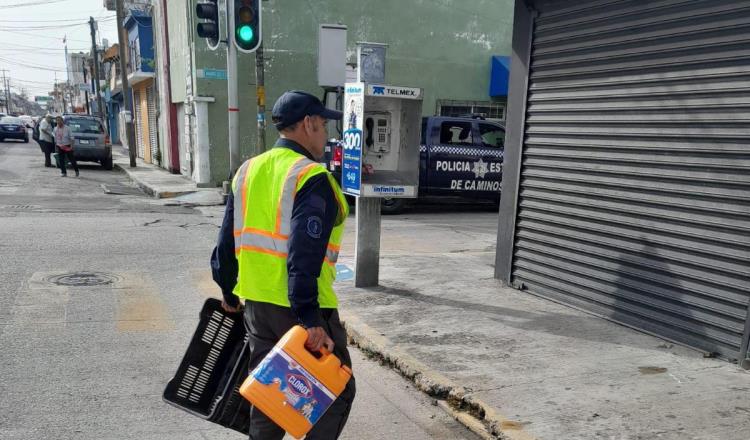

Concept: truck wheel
[[101, 156, 113, 170], [381, 198, 405, 215]]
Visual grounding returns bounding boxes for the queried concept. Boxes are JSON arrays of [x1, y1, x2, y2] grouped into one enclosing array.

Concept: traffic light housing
[[233, 0, 262, 53], [196, 0, 220, 50]]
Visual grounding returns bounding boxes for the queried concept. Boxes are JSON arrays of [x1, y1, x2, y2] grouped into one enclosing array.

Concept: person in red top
[[53, 116, 80, 177]]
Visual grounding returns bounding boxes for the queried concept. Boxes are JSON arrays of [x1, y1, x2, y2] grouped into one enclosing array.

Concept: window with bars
[[436, 99, 506, 121]]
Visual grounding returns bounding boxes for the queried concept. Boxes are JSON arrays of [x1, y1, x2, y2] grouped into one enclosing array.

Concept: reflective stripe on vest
[[233, 156, 320, 255], [232, 160, 253, 236]]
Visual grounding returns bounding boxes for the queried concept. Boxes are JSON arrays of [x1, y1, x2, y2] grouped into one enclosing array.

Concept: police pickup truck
[[325, 116, 505, 214]]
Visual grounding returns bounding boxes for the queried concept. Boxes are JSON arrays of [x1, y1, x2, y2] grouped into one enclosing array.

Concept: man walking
[[53, 116, 79, 177], [38, 115, 55, 167], [211, 91, 355, 440]]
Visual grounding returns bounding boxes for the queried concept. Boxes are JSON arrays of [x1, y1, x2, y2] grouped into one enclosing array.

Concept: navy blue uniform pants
[[243, 301, 356, 440]]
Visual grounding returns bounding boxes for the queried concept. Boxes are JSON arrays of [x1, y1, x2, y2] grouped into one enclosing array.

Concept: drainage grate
[[46, 272, 122, 287]]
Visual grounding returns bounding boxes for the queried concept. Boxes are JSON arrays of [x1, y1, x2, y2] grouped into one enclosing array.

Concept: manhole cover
[[47, 272, 121, 287]]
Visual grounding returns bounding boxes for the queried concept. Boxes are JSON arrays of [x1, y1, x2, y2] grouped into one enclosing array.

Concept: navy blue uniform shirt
[[210, 138, 339, 329]]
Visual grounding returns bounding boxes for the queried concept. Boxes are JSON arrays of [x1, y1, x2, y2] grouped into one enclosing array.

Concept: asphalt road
[[0, 139, 477, 440]]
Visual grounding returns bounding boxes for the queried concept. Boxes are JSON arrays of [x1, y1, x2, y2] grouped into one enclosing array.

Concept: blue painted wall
[[125, 12, 154, 73]]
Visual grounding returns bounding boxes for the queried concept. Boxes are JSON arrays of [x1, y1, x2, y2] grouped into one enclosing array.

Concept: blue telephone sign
[[342, 126, 362, 196]]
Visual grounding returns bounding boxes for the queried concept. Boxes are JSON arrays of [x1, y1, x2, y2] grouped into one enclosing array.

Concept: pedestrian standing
[[38, 115, 55, 167], [53, 116, 79, 177], [211, 91, 355, 440]]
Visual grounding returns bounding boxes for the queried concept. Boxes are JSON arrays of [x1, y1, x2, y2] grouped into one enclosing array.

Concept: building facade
[[496, 0, 750, 365], [125, 10, 159, 165], [165, 0, 515, 186]]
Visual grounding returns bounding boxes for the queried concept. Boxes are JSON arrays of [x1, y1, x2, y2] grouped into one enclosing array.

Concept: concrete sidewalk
[[334, 212, 750, 440], [112, 146, 224, 205]]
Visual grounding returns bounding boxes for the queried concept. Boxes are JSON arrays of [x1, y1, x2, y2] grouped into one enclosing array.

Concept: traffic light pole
[[255, 43, 266, 154], [226, 1, 240, 177]]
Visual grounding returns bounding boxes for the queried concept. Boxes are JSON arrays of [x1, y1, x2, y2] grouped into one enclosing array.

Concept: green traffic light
[[238, 25, 254, 42]]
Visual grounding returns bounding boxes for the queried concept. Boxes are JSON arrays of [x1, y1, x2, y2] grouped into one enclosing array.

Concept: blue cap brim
[[318, 108, 343, 121]]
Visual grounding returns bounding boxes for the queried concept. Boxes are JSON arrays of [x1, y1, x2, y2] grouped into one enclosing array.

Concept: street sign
[[197, 68, 227, 80], [35, 96, 53, 102], [342, 82, 364, 196]]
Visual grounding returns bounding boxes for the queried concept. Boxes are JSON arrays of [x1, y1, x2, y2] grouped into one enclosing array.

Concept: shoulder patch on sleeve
[[306, 216, 323, 239]]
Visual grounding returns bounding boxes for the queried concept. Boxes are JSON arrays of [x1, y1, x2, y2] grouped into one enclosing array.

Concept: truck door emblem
[[473, 158, 488, 179]]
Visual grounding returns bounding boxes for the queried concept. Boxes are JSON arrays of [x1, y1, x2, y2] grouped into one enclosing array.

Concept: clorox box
[[239, 326, 352, 439]]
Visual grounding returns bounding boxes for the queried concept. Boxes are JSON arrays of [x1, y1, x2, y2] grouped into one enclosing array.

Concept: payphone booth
[[342, 82, 424, 287]]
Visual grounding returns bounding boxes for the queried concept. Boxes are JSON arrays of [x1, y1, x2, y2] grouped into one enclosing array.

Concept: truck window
[[439, 121, 474, 145], [479, 123, 505, 149]]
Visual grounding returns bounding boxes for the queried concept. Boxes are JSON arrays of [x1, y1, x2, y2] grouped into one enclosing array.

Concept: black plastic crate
[[163, 298, 251, 434]]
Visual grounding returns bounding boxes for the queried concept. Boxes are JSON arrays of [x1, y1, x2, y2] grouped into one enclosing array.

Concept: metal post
[[116, 0, 137, 167], [1, 70, 11, 113], [226, 0, 240, 176], [82, 61, 91, 115], [161, 0, 180, 174], [354, 197, 381, 287], [255, 43, 266, 154], [89, 16, 105, 121]]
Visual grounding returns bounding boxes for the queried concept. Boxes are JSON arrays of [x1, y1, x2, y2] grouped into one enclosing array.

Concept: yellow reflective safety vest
[[231, 147, 349, 309]]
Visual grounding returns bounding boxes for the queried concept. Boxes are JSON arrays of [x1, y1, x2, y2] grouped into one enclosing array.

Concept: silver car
[[64, 115, 113, 170]]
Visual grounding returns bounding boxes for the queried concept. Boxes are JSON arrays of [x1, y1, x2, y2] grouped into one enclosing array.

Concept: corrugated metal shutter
[[512, 0, 750, 359], [146, 85, 158, 163], [133, 88, 145, 158]]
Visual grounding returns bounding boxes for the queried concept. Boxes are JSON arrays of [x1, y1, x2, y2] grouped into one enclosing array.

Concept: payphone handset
[[364, 112, 391, 154]]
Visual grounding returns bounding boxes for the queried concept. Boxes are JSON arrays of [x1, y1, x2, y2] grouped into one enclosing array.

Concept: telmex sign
[[366, 85, 422, 100]]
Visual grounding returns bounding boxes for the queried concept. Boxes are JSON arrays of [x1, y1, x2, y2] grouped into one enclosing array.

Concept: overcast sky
[[0, 0, 120, 99]]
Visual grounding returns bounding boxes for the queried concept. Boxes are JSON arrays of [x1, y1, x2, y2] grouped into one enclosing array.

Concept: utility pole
[[82, 60, 90, 115], [64, 36, 70, 113], [3, 71, 13, 114], [226, 0, 240, 176], [255, 43, 266, 154], [89, 16, 105, 120], [116, 0, 137, 167]]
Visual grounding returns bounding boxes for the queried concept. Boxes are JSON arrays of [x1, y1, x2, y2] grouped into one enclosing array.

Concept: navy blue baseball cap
[[272, 90, 343, 130]]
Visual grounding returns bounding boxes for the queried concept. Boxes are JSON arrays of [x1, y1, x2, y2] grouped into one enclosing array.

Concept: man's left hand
[[221, 299, 243, 314]]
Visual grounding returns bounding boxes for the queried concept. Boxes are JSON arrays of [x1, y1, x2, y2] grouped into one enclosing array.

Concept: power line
[[0, 0, 71, 9], [0, 28, 90, 43], [10, 77, 56, 86], [0, 16, 113, 23], [0, 41, 89, 52], [0, 48, 89, 53], [0, 56, 65, 72], [0, 17, 114, 31]]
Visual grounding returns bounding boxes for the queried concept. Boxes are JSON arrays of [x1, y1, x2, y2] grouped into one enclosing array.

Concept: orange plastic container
[[239, 325, 352, 439]]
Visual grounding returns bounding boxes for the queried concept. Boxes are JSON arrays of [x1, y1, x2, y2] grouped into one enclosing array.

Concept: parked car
[[0, 116, 29, 143], [63, 114, 113, 169], [325, 115, 505, 214], [19, 115, 34, 128]]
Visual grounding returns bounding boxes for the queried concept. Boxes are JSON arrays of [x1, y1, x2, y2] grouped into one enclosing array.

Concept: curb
[[114, 162, 196, 199], [340, 311, 537, 440]]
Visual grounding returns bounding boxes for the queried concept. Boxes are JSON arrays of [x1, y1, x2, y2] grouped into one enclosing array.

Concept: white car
[[19, 115, 34, 129]]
